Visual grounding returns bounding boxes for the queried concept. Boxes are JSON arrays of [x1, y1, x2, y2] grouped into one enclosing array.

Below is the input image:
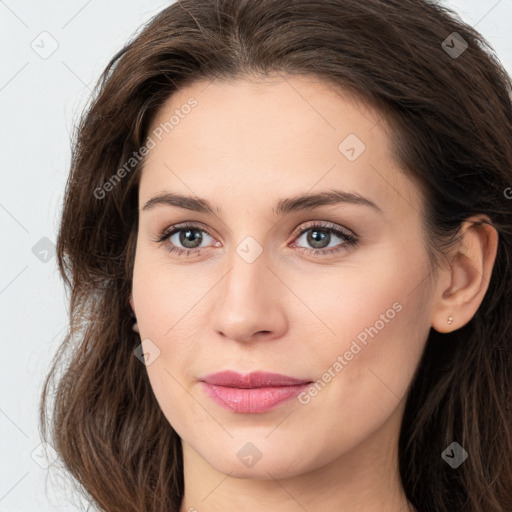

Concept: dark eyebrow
[[142, 192, 219, 215], [273, 190, 383, 216], [141, 190, 383, 216]]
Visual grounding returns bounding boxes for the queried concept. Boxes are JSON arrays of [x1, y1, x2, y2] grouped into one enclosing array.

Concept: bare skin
[[130, 74, 498, 512]]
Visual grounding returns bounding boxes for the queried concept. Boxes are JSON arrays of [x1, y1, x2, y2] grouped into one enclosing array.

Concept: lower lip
[[200, 382, 311, 413]]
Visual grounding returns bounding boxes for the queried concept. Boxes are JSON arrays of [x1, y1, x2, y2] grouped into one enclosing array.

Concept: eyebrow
[[141, 189, 383, 216]]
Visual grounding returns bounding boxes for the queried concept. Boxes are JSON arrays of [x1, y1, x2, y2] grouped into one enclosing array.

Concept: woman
[[40, 0, 512, 511]]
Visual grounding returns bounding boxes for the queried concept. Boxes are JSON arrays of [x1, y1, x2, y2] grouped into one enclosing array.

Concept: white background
[[0, 1, 511, 510]]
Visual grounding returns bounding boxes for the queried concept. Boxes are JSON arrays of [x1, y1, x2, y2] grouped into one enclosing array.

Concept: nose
[[210, 255, 288, 344]]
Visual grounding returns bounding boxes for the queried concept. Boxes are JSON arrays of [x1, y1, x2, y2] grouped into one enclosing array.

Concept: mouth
[[199, 370, 313, 413]]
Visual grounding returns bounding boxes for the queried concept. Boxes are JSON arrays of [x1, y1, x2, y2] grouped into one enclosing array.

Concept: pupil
[[308, 229, 329, 248], [180, 229, 202, 248]]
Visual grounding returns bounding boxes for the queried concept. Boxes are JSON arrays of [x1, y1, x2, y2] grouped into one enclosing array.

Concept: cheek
[[132, 282, 201, 384], [282, 264, 430, 458], [296, 254, 431, 412], [131, 248, 206, 338], [131, 253, 217, 417]]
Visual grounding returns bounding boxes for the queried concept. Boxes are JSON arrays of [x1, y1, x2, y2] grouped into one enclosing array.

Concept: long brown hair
[[39, 1, 512, 510]]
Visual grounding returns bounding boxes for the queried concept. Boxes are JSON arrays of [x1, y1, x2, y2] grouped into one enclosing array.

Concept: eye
[[290, 221, 358, 256], [153, 221, 359, 257], [154, 222, 218, 257]]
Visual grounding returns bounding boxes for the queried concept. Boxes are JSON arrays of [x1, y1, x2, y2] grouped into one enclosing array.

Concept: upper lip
[[200, 370, 312, 388]]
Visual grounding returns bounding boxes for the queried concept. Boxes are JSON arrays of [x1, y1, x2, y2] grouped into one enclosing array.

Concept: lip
[[200, 371, 313, 413]]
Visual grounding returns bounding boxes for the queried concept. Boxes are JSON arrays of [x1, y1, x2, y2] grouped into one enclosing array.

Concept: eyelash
[[154, 221, 359, 258]]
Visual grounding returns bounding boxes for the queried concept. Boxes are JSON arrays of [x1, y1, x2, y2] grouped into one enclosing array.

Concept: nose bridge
[[211, 242, 284, 341], [219, 212, 274, 290], [221, 245, 271, 312]]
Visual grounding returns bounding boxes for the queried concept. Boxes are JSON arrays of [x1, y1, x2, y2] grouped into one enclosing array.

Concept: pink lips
[[200, 371, 312, 414]]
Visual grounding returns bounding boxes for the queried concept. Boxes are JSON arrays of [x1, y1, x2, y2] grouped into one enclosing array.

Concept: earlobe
[[129, 295, 140, 334], [431, 216, 498, 333]]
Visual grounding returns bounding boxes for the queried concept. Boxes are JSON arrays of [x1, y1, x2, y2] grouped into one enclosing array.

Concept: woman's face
[[131, 74, 437, 478]]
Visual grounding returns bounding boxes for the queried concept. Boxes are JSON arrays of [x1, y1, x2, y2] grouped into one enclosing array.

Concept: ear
[[129, 294, 140, 333], [431, 215, 498, 333]]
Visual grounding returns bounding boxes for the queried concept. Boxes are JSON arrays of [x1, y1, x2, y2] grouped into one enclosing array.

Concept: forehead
[[139, 74, 423, 222]]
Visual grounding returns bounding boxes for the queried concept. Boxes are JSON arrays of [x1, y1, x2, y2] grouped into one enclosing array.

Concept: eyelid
[[290, 220, 354, 239], [154, 219, 359, 256], [158, 221, 216, 242], [158, 219, 354, 240]]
